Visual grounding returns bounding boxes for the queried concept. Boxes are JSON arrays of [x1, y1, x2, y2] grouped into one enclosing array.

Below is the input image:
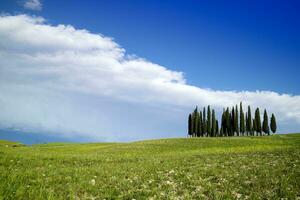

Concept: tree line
[[188, 102, 277, 137]]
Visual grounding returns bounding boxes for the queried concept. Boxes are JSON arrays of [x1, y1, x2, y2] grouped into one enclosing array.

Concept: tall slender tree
[[207, 106, 211, 136], [252, 119, 257, 136], [221, 109, 226, 137], [199, 111, 203, 136], [211, 109, 216, 137], [240, 102, 245, 136], [188, 113, 193, 137], [262, 109, 270, 135], [216, 120, 219, 136], [192, 107, 197, 137], [270, 113, 277, 134], [245, 112, 249, 136], [203, 107, 207, 136], [255, 108, 262, 136], [247, 106, 252, 136], [226, 108, 231, 136], [231, 107, 235, 136], [197, 112, 201, 137], [235, 104, 239, 136]]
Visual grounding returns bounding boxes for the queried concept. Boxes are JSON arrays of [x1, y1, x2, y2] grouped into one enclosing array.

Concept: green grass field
[[0, 134, 299, 199]]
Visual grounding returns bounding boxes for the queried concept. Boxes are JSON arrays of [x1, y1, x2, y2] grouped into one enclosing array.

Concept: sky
[[0, 0, 299, 144]]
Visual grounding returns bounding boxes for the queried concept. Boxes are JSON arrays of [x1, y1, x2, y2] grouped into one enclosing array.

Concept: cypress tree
[[262, 109, 270, 135], [240, 102, 245, 136], [231, 107, 235, 136], [255, 108, 262, 136], [211, 109, 216, 137], [245, 112, 248, 136], [247, 106, 252, 136], [221, 109, 226, 137], [188, 113, 193, 137], [235, 104, 239, 136], [252, 119, 257, 136], [216, 120, 219, 136], [207, 106, 211, 137], [197, 114, 201, 137], [270, 114, 277, 134], [203, 107, 207, 136], [199, 111, 203, 136], [226, 108, 231, 136], [192, 107, 196, 137]]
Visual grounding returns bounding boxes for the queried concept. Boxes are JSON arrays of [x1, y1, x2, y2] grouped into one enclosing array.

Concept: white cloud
[[0, 14, 299, 141], [24, 0, 42, 11]]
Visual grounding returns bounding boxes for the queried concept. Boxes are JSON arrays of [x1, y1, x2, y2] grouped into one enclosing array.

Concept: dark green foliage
[[240, 102, 245, 136], [211, 109, 216, 137], [255, 108, 262, 136], [188, 114, 193, 137], [262, 109, 270, 135], [187, 103, 277, 138], [247, 106, 252, 136], [245, 112, 248, 136], [221, 110, 225, 137], [202, 107, 207, 136], [226, 108, 231, 136], [207, 106, 211, 136], [235, 104, 239, 136], [199, 111, 203, 136], [192, 107, 199, 137], [253, 119, 257, 136], [270, 113, 277, 134], [216, 120, 219, 136], [231, 107, 235, 136]]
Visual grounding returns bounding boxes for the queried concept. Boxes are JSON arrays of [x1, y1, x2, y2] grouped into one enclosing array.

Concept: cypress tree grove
[[188, 113, 193, 137], [262, 109, 270, 135], [207, 106, 211, 137], [240, 102, 245, 136], [255, 108, 262, 136], [270, 113, 277, 134], [247, 106, 252, 136], [211, 109, 216, 137], [187, 103, 278, 138]]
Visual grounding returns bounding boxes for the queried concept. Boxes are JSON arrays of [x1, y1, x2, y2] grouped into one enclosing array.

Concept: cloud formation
[[0, 14, 299, 141], [24, 0, 42, 11]]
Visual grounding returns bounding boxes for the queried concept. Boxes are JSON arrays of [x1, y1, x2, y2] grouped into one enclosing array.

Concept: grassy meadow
[[0, 134, 299, 199]]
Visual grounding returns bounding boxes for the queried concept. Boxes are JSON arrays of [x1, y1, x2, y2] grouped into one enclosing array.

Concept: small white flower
[[166, 180, 173, 185], [236, 193, 242, 199], [90, 179, 96, 186]]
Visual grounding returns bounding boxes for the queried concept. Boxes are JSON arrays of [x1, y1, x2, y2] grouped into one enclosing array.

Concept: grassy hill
[[0, 134, 299, 199]]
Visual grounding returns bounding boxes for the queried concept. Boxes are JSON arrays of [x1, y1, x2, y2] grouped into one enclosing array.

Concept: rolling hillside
[[0, 134, 299, 199]]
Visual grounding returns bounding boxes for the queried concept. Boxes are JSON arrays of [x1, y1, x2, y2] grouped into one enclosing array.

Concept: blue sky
[[2, 0, 300, 93], [0, 0, 299, 143]]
